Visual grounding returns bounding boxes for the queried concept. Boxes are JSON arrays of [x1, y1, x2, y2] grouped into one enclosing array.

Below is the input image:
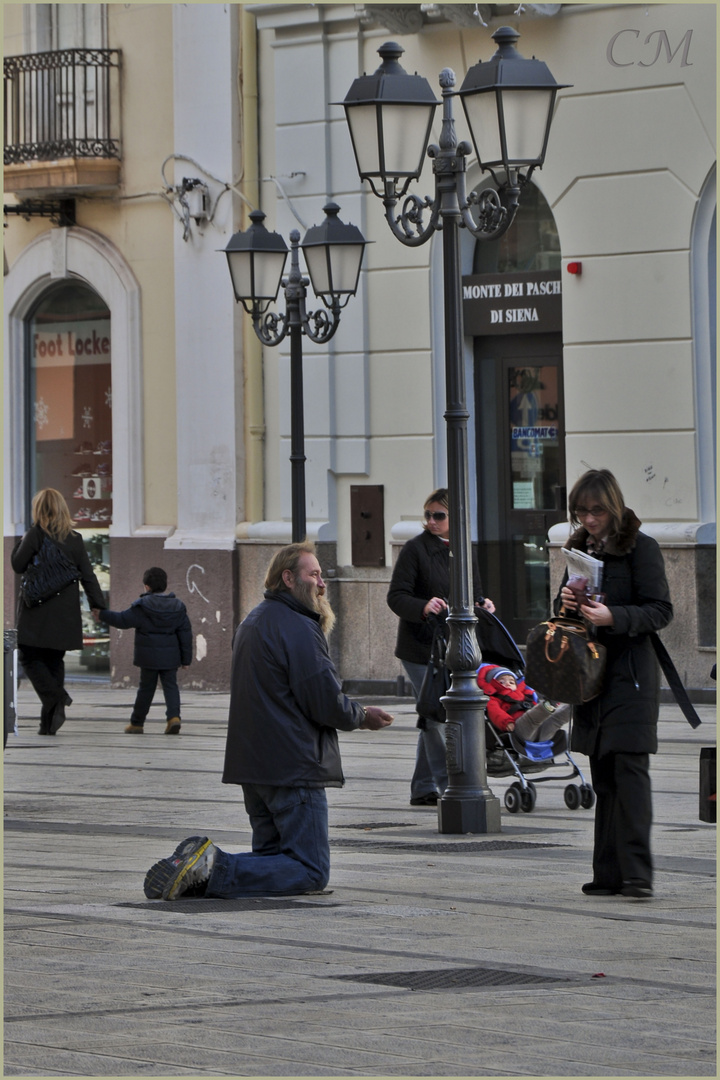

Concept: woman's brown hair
[[422, 487, 449, 531], [31, 488, 75, 542], [567, 469, 626, 537]]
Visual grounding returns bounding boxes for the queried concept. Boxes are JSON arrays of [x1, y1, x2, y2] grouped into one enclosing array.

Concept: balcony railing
[[4, 48, 121, 166]]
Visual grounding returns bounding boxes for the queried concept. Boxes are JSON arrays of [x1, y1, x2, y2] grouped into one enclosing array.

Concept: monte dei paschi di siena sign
[[462, 270, 562, 336]]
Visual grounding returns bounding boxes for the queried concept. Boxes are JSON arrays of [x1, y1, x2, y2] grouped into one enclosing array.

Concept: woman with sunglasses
[[387, 487, 495, 805], [556, 468, 673, 899]]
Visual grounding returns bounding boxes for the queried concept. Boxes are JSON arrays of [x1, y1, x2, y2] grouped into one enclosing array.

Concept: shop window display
[[28, 282, 111, 673]]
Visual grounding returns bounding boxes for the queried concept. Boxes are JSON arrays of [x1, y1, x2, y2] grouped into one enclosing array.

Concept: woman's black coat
[[553, 509, 673, 758], [387, 530, 486, 665], [11, 524, 106, 652]]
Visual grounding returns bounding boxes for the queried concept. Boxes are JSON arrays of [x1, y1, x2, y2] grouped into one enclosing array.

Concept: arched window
[[473, 183, 560, 275]]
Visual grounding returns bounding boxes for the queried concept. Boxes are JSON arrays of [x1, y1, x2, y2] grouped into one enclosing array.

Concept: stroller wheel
[[564, 784, 581, 810], [504, 783, 522, 814], [580, 784, 595, 810], [520, 785, 536, 813]]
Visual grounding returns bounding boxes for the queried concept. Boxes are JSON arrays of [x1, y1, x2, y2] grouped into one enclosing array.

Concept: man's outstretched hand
[[360, 706, 394, 730]]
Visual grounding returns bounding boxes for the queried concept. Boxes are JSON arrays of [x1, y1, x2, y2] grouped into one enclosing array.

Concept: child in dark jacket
[[477, 664, 571, 743], [93, 567, 192, 734]]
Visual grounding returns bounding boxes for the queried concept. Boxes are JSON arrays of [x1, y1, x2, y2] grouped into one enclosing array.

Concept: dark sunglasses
[[424, 510, 447, 521]]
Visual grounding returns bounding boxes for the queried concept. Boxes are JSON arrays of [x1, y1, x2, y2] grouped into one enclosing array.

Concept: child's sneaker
[[143, 836, 216, 900], [165, 717, 181, 735]]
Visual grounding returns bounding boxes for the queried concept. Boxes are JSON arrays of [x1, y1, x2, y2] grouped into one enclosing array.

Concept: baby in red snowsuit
[[477, 664, 571, 743]]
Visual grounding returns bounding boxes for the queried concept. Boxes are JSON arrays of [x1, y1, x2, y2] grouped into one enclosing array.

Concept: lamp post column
[[285, 231, 307, 544], [434, 69, 501, 834]]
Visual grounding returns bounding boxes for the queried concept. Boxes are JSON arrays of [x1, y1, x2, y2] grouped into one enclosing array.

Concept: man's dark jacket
[[553, 509, 673, 757], [222, 590, 364, 789], [99, 593, 192, 669], [387, 530, 486, 665]]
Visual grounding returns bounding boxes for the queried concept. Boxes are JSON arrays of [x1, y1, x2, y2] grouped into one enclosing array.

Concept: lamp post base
[[437, 791, 502, 834]]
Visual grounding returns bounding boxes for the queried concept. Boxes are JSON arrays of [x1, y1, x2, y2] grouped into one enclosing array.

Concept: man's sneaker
[[125, 723, 144, 733], [165, 717, 181, 735], [143, 836, 206, 898], [143, 836, 216, 901]]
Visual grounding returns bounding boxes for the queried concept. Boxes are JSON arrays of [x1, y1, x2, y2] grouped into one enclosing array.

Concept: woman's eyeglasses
[[424, 511, 447, 522], [575, 506, 608, 519]]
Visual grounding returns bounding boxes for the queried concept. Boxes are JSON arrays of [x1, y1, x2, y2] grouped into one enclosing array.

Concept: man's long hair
[[264, 542, 316, 593], [264, 542, 335, 636]]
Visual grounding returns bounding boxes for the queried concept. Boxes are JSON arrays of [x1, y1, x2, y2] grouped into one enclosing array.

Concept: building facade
[[4, 3, 716, 695]]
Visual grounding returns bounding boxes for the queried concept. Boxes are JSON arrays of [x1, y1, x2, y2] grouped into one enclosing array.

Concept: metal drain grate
[[117, 896, 340, 913], [330, 838, 564, 854], [331, 966, 574, 990]]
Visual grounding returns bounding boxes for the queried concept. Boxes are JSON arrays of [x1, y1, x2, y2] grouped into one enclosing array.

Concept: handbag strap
[[650, 633, 702, 728]]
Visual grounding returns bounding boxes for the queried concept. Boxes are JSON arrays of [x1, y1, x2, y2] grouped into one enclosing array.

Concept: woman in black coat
[[555, 469, 672, 899], [11, 489, 106, 735], [387, 487, 495, 805]]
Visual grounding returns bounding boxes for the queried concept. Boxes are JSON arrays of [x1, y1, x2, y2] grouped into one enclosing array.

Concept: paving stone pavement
[[3, 682, 716, 1077]]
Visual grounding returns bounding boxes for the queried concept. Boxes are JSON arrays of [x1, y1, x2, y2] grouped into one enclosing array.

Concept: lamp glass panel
[[346, 104, 382, 176], [379, 103, 433, 177], [226, 251, 254, 300], [328, 244, 364, 295], [253, 250, 287, 300], [461, 90, 503, 167], [303, 246, 332, 296], [500, 88, 554, 163], [305, 244, 363, 296]]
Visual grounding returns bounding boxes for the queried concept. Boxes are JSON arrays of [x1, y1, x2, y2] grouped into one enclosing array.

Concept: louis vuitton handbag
[[525, 615, 606, 705]]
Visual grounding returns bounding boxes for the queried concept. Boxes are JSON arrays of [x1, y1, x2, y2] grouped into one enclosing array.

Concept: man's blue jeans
[[205, 784, 330, 897]]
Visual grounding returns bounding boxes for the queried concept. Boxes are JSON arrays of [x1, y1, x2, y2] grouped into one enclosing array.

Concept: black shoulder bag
[[20, 535, 82, 608], [416, 617, 450, 726]]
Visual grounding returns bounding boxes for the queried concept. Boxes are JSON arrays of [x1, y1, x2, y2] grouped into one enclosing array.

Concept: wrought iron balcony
[[4, 48, 121, 195]]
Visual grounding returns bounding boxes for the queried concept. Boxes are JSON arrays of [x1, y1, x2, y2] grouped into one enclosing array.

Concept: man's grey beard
[[292, 580, 336, 637]]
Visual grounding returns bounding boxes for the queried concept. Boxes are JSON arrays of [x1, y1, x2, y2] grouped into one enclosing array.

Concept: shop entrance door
[[474, 333, 566, 645]]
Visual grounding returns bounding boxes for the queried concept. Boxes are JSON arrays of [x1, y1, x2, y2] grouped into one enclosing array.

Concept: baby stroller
[[476, 608, 595, 815]]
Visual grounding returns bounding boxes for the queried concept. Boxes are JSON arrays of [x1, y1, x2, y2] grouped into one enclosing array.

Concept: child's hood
[[133, 592, 187, 628], [477, 663, 526, 697]]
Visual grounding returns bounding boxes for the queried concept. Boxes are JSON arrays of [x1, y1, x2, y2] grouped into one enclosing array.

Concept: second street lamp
[[341, 27, 568, 834], [223, 202, 367, 543]]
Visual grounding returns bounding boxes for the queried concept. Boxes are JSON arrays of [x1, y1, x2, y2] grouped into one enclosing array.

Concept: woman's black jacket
[[553, 509, 673, 758], [11, 524, 106, 652], [387, 530, 485, 665]]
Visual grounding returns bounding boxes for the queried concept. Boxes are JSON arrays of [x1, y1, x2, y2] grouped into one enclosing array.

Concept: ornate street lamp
[[341, 27, 568, 834], [223, 202, 367, 543]]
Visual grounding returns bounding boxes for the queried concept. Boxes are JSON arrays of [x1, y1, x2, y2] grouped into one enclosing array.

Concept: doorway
[[474, 333, 566, 644]]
